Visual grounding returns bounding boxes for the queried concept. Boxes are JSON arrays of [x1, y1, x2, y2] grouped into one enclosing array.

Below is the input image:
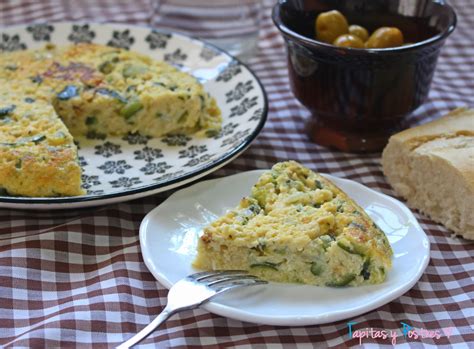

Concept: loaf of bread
[[382, 108, 474, 240]]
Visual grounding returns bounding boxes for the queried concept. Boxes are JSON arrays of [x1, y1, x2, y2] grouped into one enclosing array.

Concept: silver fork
[[117, 270, 267, 348]]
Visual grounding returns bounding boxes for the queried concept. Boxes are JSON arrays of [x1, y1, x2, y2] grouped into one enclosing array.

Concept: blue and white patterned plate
[[0, 22, 267, 209]]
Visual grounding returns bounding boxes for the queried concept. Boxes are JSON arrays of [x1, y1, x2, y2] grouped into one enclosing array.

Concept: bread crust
[[389, 108, 473, 143], [382, 108, 474, 239]]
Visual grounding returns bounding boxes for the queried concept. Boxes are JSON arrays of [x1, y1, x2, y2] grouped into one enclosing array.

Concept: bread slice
[[382, 108, 474, 239], [193, 161, 393, 287]]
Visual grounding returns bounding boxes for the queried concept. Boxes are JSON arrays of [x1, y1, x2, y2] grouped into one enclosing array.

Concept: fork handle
[[117, 307, 174, 349]]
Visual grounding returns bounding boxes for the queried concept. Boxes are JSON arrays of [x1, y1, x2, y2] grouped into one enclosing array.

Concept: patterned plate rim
[[0, 22, 268, 205]]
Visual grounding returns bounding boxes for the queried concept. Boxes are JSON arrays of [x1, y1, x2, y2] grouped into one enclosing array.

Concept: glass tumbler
[[150, 0, 262, 60]]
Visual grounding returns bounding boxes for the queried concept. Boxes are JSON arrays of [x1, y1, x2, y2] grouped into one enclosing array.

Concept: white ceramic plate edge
[[0, 145, 251, 210], [140, 170, 430, 326]]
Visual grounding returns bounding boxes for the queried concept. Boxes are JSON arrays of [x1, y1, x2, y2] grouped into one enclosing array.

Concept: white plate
[[0, 22, 267, 209], [140, 170, 430, 326]]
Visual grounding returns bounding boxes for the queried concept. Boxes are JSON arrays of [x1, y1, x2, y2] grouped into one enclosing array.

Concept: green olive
[[348, 24, 369, 42], [333, 34, 364, 48], [365, 27, 404, 48], [315, 10, 349, 44]]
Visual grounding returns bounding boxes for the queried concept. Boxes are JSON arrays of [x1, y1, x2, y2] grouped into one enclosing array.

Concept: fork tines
[[189, 270, 268, 291], [189, 270, 249, 281]]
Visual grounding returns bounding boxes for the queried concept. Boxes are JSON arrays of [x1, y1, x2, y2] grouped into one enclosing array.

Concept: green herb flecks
[[326, 273, 356, 287], [310, 261, 323, 276], [122, 64, 148, 78], [0, 105, 16, 118], [199, 94, 206, 111], [361, 259, 371, 280], [5, 134, 47, 147], [95, 88, 127, 103], [30, 75, 43, 84], [57, 85, 79, 100], [205, 129, 219, 138], [250, 261, 279, 271], [30, 134, 46, 144], [251, 238, 266, 255], [0, 116, 11, 124], [98, 60, 115, 74], [319, 234, 335, 250], [336, 203, 344, 213], [86, 116, 97, 126], [120, 100, 143, 119], [337, 240, 365, 257], [177, 111, 188, 124]]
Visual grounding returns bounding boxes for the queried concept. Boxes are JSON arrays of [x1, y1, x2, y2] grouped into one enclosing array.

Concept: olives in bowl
[[332, 34, 364, 48], [348, 25, 369, 42], [272, 0, 457, 152], [315, 10, 349, 44], [315, 10, 406, 49]]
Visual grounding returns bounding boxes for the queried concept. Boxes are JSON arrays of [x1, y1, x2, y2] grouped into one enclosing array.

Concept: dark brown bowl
[[272, 0, 456, 152]]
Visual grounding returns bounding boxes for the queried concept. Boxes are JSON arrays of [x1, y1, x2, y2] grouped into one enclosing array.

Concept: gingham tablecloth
[[1, 0, 473, 347]]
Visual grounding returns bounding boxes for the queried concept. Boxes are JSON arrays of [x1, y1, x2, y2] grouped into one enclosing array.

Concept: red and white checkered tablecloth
[[1, 0, 473, 347]]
